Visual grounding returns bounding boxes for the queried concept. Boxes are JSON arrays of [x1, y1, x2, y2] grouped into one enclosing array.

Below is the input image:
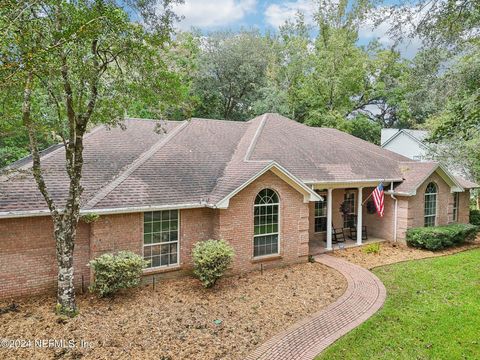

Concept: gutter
[[390, 182, 398, 242], [304, 178, 403, 185], [0, 203, 210, 219]]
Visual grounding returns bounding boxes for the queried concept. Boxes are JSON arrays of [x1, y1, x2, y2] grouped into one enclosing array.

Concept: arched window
[[424, 182, 437, 227], [254, 189, 279, 257]]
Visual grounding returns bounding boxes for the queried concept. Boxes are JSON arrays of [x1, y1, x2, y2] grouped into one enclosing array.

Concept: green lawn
[[316, 249, 480, 360]]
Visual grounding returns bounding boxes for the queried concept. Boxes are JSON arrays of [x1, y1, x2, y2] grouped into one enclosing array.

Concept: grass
[[316, 248, 480, 360]]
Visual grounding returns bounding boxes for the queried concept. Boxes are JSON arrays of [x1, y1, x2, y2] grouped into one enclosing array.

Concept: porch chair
[[348, 225, 368, 241], [322, 224, 346, 244], [332, 224, 345, 243]]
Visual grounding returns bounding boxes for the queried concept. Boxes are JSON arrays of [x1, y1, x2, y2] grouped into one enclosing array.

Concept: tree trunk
[[54, 218, 77, 315]]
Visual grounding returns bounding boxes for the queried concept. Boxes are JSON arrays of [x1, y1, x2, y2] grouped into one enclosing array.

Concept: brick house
[[0, 113, 477, 298]]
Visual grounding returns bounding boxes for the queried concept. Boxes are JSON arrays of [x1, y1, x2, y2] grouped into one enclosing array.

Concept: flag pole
[[361, 191, 373, 206], [361, 180, 385, 206]]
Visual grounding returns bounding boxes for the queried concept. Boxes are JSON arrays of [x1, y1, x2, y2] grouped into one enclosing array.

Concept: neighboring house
[[0, 114, 477, 299], [381, 128, 431, 160]]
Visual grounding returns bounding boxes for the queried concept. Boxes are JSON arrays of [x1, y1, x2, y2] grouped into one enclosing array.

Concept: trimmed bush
[[192, 239, 235, 288], [470, 209, 480, 225], [89, 251, 149, 297], [406, 223, 479, 251]]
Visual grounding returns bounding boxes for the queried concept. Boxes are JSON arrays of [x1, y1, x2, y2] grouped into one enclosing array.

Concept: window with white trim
[[143, 210, 179, 268], [314, 190, 327, 232], [424, 182, 437, 227], [343, 190, 356, 228], [254, 189, 279, 257], [453, 192, 459, 222]]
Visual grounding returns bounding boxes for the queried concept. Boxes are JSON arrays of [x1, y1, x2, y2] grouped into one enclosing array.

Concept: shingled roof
[[0, 113, 476, 217]]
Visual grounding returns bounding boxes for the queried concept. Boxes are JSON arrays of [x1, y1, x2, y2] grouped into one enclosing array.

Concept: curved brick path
[[246, 254, 387, 360]]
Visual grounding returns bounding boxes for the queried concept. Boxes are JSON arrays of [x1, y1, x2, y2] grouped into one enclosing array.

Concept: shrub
[[89, 251, 149, 297], [470, 209, 480, 225], [362, 242, 381, 254], [406, 224, 479, 251], [192, 239, 234, 288]]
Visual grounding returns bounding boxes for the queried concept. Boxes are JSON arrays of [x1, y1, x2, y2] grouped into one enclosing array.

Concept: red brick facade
[[0, 217, 90, 299], [0, 170, 472, 299]]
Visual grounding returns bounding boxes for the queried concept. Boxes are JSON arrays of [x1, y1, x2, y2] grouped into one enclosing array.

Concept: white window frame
[[143, 210, 180, 269], [452, 192, 459, 222], [253, 189, 280, 259], [343, 190, 356, 228], [314, 191, 327, 233], [424, 183, 437, 227]]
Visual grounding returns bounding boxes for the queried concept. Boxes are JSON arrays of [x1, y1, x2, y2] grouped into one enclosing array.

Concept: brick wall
[[363, 187, 395, 240], [89, 213, 143, 259], [458, 192, 470, 224], [179, 208, 215, 268], [1, 169, 472, 299], [215, 170, 310, 272], [0, 216, 90, 299]]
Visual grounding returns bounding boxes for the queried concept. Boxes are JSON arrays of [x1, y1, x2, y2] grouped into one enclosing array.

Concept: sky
[[170, 0, 423, 58]]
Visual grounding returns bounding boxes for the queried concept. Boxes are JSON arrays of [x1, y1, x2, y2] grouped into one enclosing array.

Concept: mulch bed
[[331, 237, 480, 269], [0, 262, 346, 360]]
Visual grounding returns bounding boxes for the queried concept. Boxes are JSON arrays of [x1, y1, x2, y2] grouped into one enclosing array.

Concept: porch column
[[357, 187, 363, 245], [326, 188, 333, 251]]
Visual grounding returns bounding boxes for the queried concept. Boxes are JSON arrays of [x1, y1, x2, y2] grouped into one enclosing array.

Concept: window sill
[[143, 264, 181, 275], [251, 254, 282, 263]]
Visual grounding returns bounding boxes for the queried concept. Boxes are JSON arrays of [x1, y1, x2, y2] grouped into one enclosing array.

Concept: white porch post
[[357, 187, 363, 245], [326, 188, 333, 251]]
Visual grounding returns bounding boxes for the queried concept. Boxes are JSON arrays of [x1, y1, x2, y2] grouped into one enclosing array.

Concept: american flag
[[372, 183, 384, 217]]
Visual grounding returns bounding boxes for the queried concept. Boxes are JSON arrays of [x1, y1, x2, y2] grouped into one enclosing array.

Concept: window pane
[[144, 233, 152, 245], [144, 246, 152, 257], [144, 222, 152, 234], [144, 212, 153, 222], [152, 211, 161, 221], [152, 221, 161, 233], [151, 256, 160, 267]]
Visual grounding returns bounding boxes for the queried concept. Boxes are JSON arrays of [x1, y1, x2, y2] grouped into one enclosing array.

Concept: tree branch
[[22, 72, 58, 217]]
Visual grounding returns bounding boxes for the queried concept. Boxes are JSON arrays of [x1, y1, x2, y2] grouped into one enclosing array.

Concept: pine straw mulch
[[330, 236, 480, 269], [0, 262, 346, 360]]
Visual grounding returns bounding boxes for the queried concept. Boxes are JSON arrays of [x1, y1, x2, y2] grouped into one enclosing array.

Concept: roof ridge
[[83, 120, 189, 210], [190, 117, 248, 124], [244, 113, 268, 161]]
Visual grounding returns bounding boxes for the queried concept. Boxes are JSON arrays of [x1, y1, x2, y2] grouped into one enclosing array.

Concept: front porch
[[307, 184, 395, 254]]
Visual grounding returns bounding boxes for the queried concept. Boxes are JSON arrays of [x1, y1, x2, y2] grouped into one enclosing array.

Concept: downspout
[[390, 182, 398, 242]]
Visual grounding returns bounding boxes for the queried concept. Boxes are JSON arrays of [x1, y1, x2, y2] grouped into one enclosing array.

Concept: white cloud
[[264, 0, 316, 28], [358, 6, 427, 58], [173, 0, 257, 30]]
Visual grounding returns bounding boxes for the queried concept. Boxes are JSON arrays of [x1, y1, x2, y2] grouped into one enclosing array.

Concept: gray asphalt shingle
[[0, 113, 476, 215]]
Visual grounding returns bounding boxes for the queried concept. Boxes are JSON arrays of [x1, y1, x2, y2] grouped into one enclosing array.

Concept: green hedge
[[89, 251, 149, 297], [406, 223, 479, 251], [192, 239, 234, 288], [470, 209, 480, 225]]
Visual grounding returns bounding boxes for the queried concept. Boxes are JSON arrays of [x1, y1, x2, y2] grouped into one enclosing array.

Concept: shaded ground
[[316, 248, 480, 360], [330, 237, 480, 269], [0, 262, 346, 360]]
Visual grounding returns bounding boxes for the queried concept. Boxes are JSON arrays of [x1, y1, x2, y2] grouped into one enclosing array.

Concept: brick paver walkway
[[246, 254, 386, 360]]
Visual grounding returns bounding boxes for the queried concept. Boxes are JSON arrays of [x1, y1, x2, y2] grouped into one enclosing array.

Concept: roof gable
[[381, 129, 428, 149], [215, 162, 322, 209], [393, 161, 464, 195]]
